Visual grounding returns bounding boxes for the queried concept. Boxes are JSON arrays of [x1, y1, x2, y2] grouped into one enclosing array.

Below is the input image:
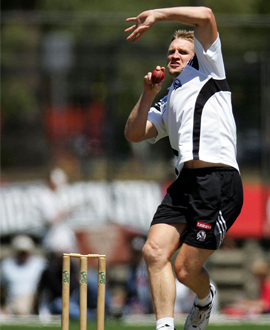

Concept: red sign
[[228, 184, 266, 238], [263, 186, 270, 237]]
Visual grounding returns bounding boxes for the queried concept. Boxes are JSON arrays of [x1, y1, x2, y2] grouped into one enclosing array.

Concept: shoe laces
[[190, 305, 210, 324]]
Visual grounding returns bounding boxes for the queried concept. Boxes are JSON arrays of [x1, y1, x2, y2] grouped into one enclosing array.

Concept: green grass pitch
[[1, 321, 270, 330]]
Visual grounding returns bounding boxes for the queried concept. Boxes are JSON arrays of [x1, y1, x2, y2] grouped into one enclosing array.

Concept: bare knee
[[143, 239, 168, 268], [174, 260, 209, 288], [174, 262, 191, 286]]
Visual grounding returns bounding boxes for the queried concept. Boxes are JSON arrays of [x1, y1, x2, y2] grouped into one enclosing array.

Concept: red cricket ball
[[151, 68, 165, 84]]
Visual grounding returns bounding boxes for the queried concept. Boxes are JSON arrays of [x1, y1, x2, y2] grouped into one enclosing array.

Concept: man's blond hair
[[171, 30, 194, 43]]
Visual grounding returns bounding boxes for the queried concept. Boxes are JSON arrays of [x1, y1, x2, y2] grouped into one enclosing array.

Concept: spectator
[[37, 249, 80, 321], [239, 259, 270, 314], [39, 167, 68, 228], [223, 259, 270, 317], [39, 167, 78, 254], [253, 259, 270, 313], [37, 250, 111, 322], [37, 215, 80, 321], [124, 236, 153, 315], [0, 235, 46, 315]]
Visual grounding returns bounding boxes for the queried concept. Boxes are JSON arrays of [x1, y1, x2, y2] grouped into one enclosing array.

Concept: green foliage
[[1, 24, 40, 63], [1, 0, 269, 171], [207, 0, 270, 14], [2, 78, 38, 118], [36, 0, 191, 13], [1, 23, 40, 118], [30, 0, 269, 14]]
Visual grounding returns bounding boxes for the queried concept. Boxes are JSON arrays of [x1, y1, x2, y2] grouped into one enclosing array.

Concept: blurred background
[[1, 0, 270, 326]]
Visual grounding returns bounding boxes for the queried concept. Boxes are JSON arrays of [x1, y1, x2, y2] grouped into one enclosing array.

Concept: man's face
[[167, 38, 195, 79]]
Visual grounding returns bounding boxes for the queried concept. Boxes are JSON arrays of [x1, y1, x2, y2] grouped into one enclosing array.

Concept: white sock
[[156, 317, 174, 330], [196, 289, 213, 307]]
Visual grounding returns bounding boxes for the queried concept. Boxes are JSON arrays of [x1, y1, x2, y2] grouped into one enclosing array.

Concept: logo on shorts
[[197, 221, 212, 230], [197, 230, 206, 242]]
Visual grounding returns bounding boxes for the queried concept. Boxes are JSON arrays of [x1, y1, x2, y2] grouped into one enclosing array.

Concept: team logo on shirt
[[197, 230, 207, 242], [173, 79, 182, 90]]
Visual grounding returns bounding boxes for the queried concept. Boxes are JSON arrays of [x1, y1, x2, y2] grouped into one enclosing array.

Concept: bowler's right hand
[[144, 65, 163, 95]]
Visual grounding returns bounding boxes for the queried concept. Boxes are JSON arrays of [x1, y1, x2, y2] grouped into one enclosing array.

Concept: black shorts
[[151, 167, 243, 250]]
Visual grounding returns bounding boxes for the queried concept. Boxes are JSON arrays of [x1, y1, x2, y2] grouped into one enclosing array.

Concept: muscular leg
[[174, 244, 215, 299], [143, 223, 186, 320]]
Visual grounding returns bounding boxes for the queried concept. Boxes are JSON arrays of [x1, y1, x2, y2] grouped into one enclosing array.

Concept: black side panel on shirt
[[188, 54, 199, 70], [192, 78, 230, 160], [154, 94, 168, 112]]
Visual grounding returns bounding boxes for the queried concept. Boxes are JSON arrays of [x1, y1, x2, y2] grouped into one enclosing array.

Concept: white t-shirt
[[147, 35, 239, 175], [39, 187, 63, 224], [1, 255, 46, 300]]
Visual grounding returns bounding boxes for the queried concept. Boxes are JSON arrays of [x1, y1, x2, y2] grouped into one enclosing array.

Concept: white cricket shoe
[[184, 283, 216, 330]]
